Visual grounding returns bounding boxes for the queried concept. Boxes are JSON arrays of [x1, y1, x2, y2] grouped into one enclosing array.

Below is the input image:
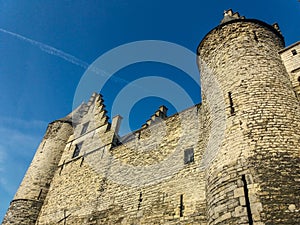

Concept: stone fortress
[[2, 9, 300, 225]]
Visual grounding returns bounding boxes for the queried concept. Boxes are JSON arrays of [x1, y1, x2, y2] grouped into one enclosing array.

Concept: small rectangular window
[[80, 122, 89, 135], [184, 148, 194, 164], [292, 49, 297, 56], [72, 142, 83, 158]]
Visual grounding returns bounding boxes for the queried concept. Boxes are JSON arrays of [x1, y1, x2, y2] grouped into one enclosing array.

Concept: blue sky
[[0, 0, 299, 221]]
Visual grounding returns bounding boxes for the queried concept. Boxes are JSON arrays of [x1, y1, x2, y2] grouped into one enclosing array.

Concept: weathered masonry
[[2, 9, 299, 225]]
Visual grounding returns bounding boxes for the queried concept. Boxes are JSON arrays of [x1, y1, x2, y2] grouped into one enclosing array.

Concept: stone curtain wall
[[35, 103, 210, 224], [198, 20, 300, 224]]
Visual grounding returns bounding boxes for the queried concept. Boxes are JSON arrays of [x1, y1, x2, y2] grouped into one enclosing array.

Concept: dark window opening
[[242, 175, 253, 225], [162, 192, 167, 203], [184, 148, 194, 164], [292, 49, 297, 56], [80, 122, 89, 135], [80, 157, 84, 167], [138, 192, 143, 210], [179, 194, 184, 217], [228, 92, 235, 115], [37, 189, 43, 200], [297, 76, 300, 83], [253, 31, 258, 42], [72, 142, 83, 158]]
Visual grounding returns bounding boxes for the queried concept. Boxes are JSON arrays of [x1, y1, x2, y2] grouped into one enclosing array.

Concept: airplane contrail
[[0, 28, 133, 85], [0, 28, 89, 69]]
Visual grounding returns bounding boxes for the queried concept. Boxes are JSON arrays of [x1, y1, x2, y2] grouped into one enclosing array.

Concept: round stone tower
[[197, 10, 300, 224], [2, 120, 73, 225]]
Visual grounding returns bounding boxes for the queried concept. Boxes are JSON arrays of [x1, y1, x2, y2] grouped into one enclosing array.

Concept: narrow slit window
[[292, 49, 297, 56], [80, 122, 89, 135], [179, 194, 184, 217], [184, 148, 194, 164], [72, 142, 83, 158], [242, 175, 253, 225], [253, 31, 258, 42], [37, 189, 43, 200], [228, 92, 235, 115], [138, 192, 143, 210]]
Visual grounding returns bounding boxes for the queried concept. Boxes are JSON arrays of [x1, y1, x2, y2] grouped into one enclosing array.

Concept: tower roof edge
[[197, 18, 285, 55]]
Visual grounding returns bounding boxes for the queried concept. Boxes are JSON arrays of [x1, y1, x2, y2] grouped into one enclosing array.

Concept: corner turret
[[198, 10, 300, 224], [2, 120, 73, 225]]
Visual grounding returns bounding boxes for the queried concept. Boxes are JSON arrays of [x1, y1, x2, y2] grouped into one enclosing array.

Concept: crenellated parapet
[[141, 105, 168, 128], [221, 9, 245, 24]]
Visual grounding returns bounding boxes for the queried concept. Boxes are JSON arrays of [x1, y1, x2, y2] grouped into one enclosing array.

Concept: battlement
[[221, 9, 245, 24], [141, 105, 168, 128], [198, 10, 284, 54]]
